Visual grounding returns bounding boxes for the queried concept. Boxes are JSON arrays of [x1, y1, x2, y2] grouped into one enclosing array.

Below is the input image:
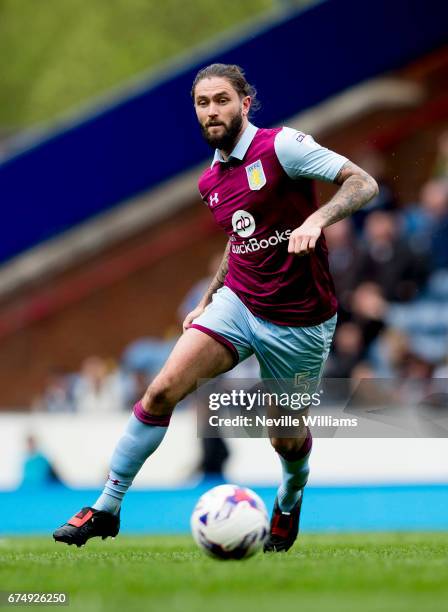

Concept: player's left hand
[[288, 223, 322, 256]]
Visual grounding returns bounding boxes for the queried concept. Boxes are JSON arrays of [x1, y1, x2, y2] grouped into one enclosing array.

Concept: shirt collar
[[211, 122, 258, 168]]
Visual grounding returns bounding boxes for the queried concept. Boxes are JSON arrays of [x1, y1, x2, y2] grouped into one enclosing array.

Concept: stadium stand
[[0, 0, 447, 408]]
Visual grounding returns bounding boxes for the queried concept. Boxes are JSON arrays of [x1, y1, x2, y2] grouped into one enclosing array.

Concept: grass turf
[[1, 533, 447, 612]]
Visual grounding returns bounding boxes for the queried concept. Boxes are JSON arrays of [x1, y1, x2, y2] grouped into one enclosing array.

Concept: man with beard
[[54, 64, 378, 552]]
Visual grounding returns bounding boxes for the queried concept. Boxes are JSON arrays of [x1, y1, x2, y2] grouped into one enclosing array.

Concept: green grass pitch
[[1, 533, 447, 612]]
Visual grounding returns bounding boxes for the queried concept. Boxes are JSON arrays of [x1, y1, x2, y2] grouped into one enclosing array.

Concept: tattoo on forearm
[[316, 161, 379, 227], [319, 175, 376, 225], [201, 241, 230, 305], [216, 241, 230, 284]]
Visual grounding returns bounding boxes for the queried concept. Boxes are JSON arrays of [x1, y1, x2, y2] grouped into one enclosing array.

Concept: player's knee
[[142, 378, 177, 416]]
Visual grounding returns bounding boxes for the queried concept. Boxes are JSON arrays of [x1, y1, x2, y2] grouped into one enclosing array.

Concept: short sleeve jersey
[[198, 124, 347, 326]]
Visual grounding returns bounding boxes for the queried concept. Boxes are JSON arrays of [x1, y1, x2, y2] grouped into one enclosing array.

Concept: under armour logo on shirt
[[209, 192, 219, 207]]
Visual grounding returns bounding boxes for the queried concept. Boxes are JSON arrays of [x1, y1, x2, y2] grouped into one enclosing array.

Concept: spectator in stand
[[325, 219, 360, 315], [72, 356, 126, 414], [122, 337, 176, 380], [433, 131, 448, 178], [348, 361, 399, 408], [121, 337, 176, 411], [325, 322, 364, 378], [33, 367, 75, 413], [400, 352, 434, 380], [367, 328, 410, 377], [401, 178, 448, 270], [21, 434, 62, 486], [349, 282, 387, 351], [125, 367, 153, 410], [350, 148, 397, 232], [357, 211, 428, 301]]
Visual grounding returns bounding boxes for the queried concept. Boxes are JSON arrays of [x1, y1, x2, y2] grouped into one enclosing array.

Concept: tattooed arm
[[182, 240, 230, 331], [199, 240, 231, 306], [288, 161, 379, 256]]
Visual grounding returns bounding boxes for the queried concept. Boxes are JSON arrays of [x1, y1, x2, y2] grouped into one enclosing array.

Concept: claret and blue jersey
[[198, 123, 348, 327]]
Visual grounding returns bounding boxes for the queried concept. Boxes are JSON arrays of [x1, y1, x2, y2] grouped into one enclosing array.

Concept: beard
[[200, 111, 243, 151]]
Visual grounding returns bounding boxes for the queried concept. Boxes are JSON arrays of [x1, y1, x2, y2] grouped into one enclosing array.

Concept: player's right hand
[[288, 223, 322, 256], [182, 305, 206, 332]]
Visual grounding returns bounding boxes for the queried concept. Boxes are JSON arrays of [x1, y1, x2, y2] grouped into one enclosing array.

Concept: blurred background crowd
[[32, 135, 448, 417], [325, 139, 448, 381]]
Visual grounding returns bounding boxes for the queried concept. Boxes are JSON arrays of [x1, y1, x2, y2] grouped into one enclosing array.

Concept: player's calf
[[265, 429, 312, 552]]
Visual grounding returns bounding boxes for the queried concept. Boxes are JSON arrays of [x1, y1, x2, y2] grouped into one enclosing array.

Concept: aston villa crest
[[245, 159, 266, 190]]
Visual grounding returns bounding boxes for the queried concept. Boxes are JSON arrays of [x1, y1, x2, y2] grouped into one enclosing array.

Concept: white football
[[190, 484, 269, 559]]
